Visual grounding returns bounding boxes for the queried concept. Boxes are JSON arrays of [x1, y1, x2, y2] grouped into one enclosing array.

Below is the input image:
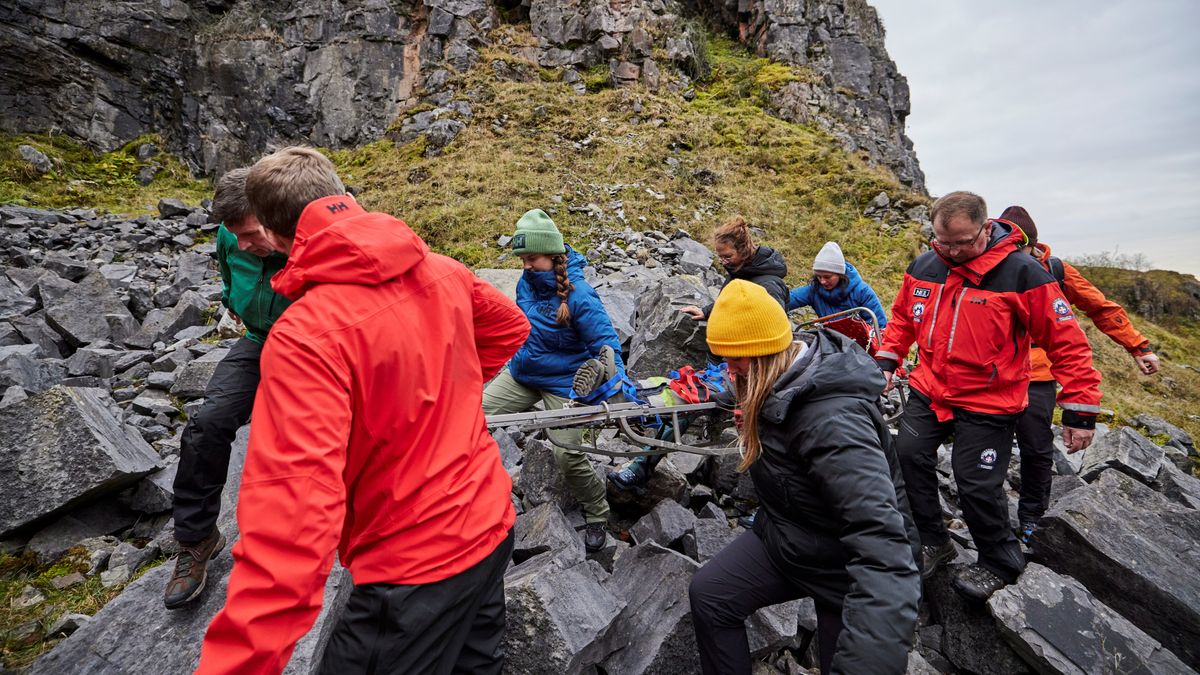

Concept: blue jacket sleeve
[[851, 281, 889, 328], [787, 285, 813, 312], [571, 285, 626, 375]]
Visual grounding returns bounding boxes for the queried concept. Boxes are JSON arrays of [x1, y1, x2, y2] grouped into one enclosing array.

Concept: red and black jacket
[[876, 222, 1101, 428]]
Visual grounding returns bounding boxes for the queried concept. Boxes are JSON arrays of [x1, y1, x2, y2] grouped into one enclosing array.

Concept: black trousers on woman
[[689, 530, 845, 675]]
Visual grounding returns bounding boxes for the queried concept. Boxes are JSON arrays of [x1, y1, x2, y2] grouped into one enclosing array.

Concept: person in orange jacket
[[997, 206, 1159, 544], [195, 147, 531, 674], [876, 191, 1102, 601]]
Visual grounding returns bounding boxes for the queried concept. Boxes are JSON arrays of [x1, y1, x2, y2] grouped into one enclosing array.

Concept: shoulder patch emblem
[[912, 302, 925, 319], [1052, 297, 1071, 316], [913, 287, 932, 298]]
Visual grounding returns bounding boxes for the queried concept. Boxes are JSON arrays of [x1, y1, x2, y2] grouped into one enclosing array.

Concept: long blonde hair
[[734, 342, 803, 472]]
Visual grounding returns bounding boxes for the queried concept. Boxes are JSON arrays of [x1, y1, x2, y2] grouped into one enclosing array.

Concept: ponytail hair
[[553, 254, 573, 326], [712, 215, 755, 270]]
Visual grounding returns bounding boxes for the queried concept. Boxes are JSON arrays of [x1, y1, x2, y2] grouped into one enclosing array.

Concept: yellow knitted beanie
[[706, 280, 794, 357]]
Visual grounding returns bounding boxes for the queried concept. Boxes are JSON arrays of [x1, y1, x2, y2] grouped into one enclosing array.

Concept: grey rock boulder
[[683, 517, 739, 563], [0, 273, 38, 320], [924, 563, 1032, 675], [627, 277, 713, 379], [1156, 460, 1200, 509], [1078, 426, 1163, 484], [0, 387, 162, 537], [514, 502, 585, 566], [989, 563, 1193, 674], [503, 553, 623, 674], [39, 272, 140, 348], [1034, 470, 1200, 669], [517, 438, 579, 514], [474, 268, 522, 302], [170, 347, 229, 398], [630, 498, 696, 550]]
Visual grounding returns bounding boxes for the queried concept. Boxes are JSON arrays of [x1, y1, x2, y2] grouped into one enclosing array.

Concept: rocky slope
[[0, 0, 922, 186], [0, 201, 1198, 672]]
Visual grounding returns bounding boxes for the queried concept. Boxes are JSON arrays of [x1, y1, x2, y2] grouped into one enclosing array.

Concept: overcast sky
[[871, 1, 1200, 276]]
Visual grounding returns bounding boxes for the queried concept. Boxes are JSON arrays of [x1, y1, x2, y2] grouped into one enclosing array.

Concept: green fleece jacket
[[217, 225, 291, 344]]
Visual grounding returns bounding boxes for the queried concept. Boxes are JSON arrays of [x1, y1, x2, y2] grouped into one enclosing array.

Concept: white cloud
[[872, 0, 1200, 275]]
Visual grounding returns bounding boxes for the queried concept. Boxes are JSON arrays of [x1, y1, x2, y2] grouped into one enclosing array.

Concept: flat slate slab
[[989, 563, 1193, 674], [0, 387, 162, 537]]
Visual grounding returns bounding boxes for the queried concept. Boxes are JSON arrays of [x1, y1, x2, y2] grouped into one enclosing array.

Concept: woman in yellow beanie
[[688, 280, 921, 675]]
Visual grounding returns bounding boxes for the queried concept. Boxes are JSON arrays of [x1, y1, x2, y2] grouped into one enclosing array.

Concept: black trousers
[[894, 391, 1025, 583], [319, 530, 515, 675], [689, 530, 845, 675], [1014, 381, 1057, 526], [172, 337, 262, 544]]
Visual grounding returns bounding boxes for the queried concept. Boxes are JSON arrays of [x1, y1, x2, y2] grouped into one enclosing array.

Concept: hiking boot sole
[[164, 533, 227, 610]]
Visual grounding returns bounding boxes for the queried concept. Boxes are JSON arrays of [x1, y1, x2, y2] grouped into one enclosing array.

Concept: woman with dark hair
[[688, 280, 920, 675], [786, 241, 889, 329], [482, 209, 624, 553], [681, 215, 789, 320]]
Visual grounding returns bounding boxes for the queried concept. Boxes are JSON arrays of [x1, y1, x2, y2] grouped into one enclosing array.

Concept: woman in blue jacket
[[483, 209, 624, 553], [787, 241, 889, 330]]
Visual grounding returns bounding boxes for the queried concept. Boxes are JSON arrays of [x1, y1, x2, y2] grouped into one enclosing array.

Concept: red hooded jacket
[[196, 196, 530, 674], [876, 222, 1101, 427]]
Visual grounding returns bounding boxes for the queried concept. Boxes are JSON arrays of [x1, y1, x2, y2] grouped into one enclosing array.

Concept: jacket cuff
[[1129, 342, 1153, 355], [1061, 409, 1097, 430]]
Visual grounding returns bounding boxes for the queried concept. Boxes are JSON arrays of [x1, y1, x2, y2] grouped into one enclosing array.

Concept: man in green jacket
[[164, 167, 292, 609]]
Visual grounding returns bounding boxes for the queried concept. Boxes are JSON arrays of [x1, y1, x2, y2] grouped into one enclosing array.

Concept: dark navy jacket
[[509, 246, 625, 397]]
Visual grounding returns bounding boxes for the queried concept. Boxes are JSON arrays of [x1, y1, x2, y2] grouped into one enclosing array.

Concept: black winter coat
[[749, 329, 921, 674], [702, 245, 789, 317]]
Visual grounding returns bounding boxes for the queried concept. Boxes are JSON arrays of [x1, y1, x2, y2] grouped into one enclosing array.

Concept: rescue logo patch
[[1052, 297, 1071, 316], [912, 302, 925, 319], [913, 287, 932, 298], [979, 448, 997, 470], [511, 233, 526, 249]]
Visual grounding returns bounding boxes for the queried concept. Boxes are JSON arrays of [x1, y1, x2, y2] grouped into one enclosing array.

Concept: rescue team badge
[[912, 302, 925, 319], [979, 448, 997, 470], [1052, 297, 1075, 321], [913, 287, 932, 298]]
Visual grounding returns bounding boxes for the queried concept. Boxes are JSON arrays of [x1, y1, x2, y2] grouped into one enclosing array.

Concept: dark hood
[[759, 330, 886, 425], [726, 245, 788, 280]]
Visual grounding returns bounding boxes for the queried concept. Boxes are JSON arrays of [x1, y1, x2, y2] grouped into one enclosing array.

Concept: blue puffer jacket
[[786, 262, 889, 328], [509, 247, 626, 397]]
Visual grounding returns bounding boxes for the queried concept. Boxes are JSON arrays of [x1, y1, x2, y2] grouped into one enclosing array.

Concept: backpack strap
[[1047, 255, 1067, 295]]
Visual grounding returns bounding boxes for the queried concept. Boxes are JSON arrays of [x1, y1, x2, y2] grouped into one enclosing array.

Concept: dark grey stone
[[65, 347, 125, 378], [0, 273, 38, 320], [989, 563, 1193, 674], [42, 254, 89, 282], [128, 290, 208, 348], [597, 542, 702, 674], [1131, 413, 1195, 455], [630, 498, 696, 549], [1079, 426, 1163, 484], [170, 347, 229, 398], [99, 263, 138, 290], [1156, 460, 1200, 509], [130, 389, 178, 417], [39, 272, 140, 348], [517, 438, 579, 514], [127, 458, 178, 514], [0, 387, 162, 537], [682, 517, 739, 563], [1035, 470, 1200, 669], [107, 541, 159, 575], [514, 502, 585, 566], [502, 553, 623, 674], [924, 563, 1033, 675], [671, 237, 714, 276], [627, 277, 713, 379], [157, 198, 192, 218], [27, 516, 103, 565], [18, 144, 53, 174], [491, 429, 522, 470]]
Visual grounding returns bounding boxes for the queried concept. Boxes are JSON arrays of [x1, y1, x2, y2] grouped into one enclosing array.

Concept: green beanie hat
[[511, 209, 565, 255]]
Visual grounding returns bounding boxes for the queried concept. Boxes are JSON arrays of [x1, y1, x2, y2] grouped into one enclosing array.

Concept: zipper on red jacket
[[945, 287, 970, 354], [924, 284, 946, 346]]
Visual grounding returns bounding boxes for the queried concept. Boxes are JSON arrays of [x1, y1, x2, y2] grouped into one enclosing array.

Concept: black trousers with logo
[[1014, 380, 1058, 526], [319, 530, 515, 675], [894, 390, 1025, 583], [172, 337, 262, 544]]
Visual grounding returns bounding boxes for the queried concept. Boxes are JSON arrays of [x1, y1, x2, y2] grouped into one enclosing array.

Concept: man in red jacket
[[998, 206, 1159, 543], [876, 191, 1101, 601], [196, 147, 531, 674]]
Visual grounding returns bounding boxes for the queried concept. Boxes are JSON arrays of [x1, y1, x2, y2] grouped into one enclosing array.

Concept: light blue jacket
[[786, 262, 889, 328]]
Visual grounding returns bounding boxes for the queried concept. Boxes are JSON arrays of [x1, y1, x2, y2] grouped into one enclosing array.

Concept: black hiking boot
[[920, 541, 956, 579], [164, 528, 226, 610], [952, 564, 1007, 601], [584, 522, 607, 553], [607, 457, 650, 494]]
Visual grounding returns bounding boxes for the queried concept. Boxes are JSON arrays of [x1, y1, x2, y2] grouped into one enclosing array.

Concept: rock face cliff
[[0, 0, 923, 187]]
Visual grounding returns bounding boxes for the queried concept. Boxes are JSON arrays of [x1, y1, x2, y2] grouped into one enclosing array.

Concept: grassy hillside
[[2, 27, 1197, 441]]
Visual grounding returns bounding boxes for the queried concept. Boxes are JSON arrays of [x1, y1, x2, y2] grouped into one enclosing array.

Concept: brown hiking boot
[[163, 529, 226, 610]]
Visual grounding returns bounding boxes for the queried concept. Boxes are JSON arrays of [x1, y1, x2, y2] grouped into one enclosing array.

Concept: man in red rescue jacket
[[196, 147, 531, 674], [876, 191, 1101, 601]]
